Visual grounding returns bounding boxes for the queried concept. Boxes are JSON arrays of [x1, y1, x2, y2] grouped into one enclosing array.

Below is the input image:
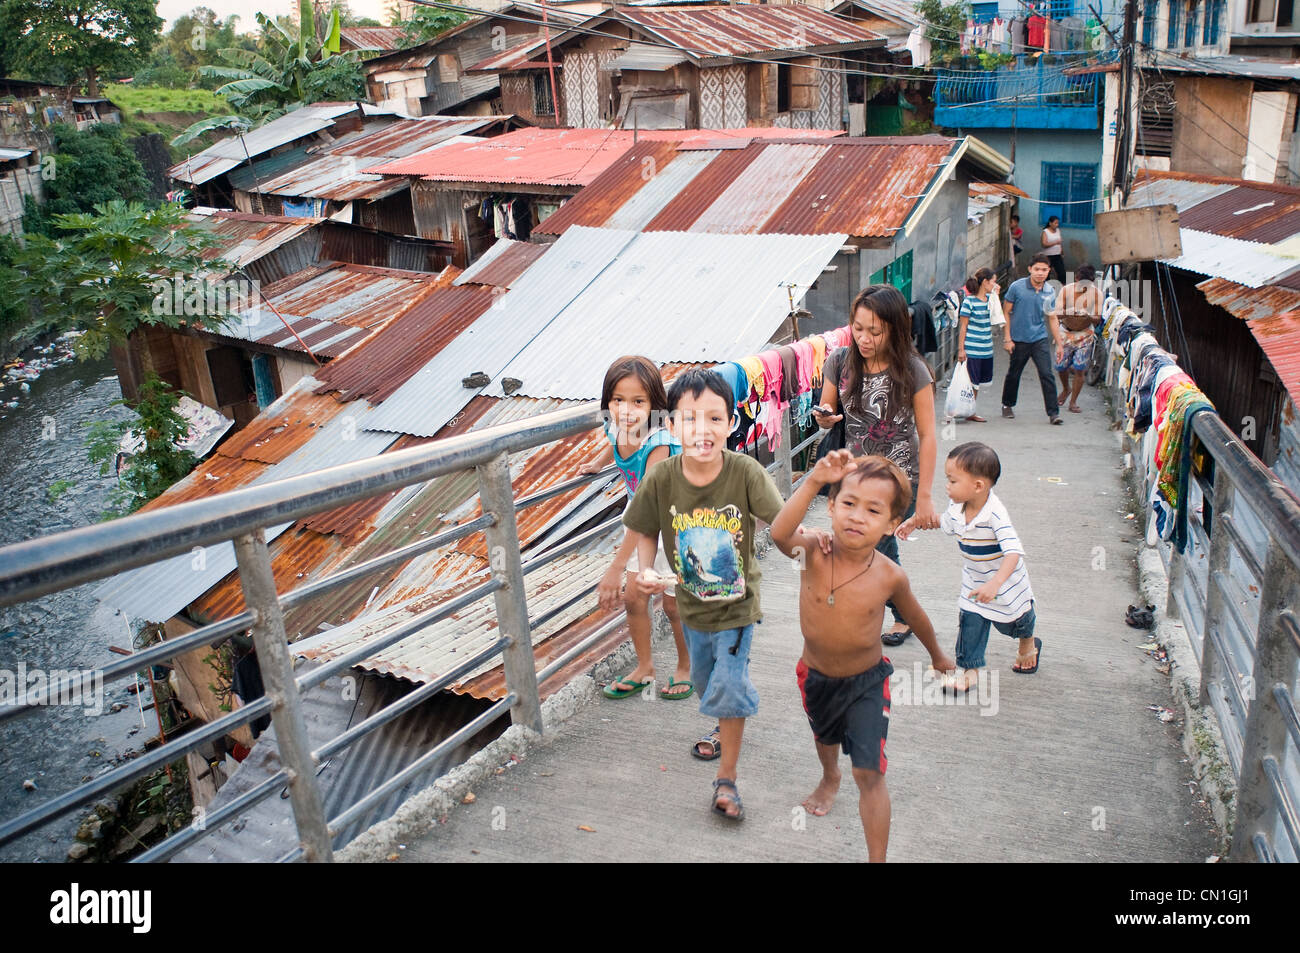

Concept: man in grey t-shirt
[[1000, 254, 1065, 424]]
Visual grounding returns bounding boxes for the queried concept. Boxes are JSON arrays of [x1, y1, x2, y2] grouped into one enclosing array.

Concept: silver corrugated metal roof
[[486, 228, 848, 399], [603, 149, 719, 231], [363, 226, 845, 429], [608, 42, 690, 70], [0, 147, 32, 160], [362, 227, 641, 437], [1162, 228, 1300, 287], [688, 143, 830, 234], [1130, 177, 1235, 212], [452, 236, 524, 285], [169, 104, 363, 185], [94, 382, 397, 622], [292, 553, 607, 686]]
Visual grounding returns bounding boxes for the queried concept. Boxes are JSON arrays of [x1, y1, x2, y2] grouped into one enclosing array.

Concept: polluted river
[[0, 350, 148, 862]]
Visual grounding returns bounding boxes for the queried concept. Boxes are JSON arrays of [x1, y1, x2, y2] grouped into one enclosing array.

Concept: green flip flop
[[658, 677, 695, 700], [602, 672, 652, 699]]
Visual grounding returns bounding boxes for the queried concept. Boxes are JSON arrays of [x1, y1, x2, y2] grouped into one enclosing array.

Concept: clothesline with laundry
[[960, 4, 1107, 55], [1101, 296, 1215, 551]]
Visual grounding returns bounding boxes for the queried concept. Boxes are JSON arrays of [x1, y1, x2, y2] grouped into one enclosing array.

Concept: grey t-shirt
[[826, 347, 932, 484]]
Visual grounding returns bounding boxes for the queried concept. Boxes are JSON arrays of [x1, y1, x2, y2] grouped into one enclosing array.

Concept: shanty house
[[466, 3, 887, 130], [364, 125, 842, 265], [362, 5, 586, 117]]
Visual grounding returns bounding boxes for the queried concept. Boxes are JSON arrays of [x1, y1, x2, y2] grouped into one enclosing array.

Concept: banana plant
[[172, 2, 372, 147]]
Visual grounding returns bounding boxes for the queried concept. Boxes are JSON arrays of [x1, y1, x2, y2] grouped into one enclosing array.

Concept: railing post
[[775, 405, 794, 499], [476, 451, 544, 733], [1198, 468, 1235, 706], [232, 530, 333, 863], [1228, 538, 1300, 861]]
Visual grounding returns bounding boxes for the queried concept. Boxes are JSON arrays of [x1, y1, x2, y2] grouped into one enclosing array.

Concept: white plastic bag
[[944, 360, 977, 419]]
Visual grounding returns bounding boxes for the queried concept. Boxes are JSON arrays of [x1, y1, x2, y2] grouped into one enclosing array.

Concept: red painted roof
[[364, 126, 841, 186]]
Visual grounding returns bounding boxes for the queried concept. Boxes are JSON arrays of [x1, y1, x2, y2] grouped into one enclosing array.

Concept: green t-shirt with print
[[622, 450, 785, 632]]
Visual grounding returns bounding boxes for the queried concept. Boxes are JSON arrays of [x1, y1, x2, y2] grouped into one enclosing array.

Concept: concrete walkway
[[398, 348, 1220, 862]]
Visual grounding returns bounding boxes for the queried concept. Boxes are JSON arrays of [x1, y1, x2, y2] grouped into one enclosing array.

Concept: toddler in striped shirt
[[897, 442, 1041, 693]]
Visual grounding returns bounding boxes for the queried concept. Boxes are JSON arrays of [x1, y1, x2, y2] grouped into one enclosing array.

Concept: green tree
[[86, 373, 198, 516], [11, 200, 218, 360], [397, 6, 467, 44], [4, 0, 163, 95], [174, 0, 369, 142], [23, 123, 153, 230], [915, 0, 970, 64]]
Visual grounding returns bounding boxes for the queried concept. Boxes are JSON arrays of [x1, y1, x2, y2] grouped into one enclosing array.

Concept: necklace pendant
[[827, 594, 835, 606]]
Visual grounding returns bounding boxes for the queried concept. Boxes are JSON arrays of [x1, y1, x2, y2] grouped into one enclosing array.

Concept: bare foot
[[1058, 389, 1068, 405], [802, 772, 841, 816]]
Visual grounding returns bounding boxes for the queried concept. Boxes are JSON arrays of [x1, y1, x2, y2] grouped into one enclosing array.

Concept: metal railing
[[0, 403, 618, 862], [934, 56, 1101, 111], [1102, 323, 1300, 863]]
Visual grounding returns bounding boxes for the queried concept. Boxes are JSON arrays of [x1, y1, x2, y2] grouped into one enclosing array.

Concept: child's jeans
[[682, 622, 760, 718], [955, 602, 1036, 669]]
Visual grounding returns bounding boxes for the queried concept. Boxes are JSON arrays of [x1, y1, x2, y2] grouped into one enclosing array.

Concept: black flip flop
[[881, 627, 912, 647]]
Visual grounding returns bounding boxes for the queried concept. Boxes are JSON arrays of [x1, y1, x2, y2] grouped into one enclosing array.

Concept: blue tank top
[[609, 427, 681, 495]]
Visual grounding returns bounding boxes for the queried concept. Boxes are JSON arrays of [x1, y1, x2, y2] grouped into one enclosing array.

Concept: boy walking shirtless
[[771, 450, 955, 861]]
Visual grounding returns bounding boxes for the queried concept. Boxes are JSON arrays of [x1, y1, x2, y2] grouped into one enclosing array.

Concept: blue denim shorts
[[682, 622, 760, 719], [956, 603, 1036, 670]]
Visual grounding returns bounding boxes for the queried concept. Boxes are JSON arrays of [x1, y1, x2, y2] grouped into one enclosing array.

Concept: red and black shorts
[[796, 657, 892, 774]]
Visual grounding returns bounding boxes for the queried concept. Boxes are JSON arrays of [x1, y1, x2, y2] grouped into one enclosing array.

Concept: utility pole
[[1115, 0, 1138, 204]]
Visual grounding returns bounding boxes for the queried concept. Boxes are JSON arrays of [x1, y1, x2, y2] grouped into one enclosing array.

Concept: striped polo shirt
[[940, 492, 1034, 623], [959, 295, 994, 358]]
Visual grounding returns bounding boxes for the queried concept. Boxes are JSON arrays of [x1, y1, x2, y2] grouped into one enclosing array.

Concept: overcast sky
[[156, 0, 397, 30]]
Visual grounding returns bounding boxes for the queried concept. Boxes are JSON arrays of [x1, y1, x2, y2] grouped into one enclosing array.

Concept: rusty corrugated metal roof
[[214, 389, 347, 464], [1196, 277, 1300, 324], [613, 4, 884, 58], [188, 525, 345, 622], [1178, 185, 1300, 239], [136, 455, 266, 512], [340, 26, 409, 51], [761, 138, 955, 236], [1196, 278, 1300, 406], [545, 137, 956, 238], [970, 180, 1029, 199], [195, 211, 323, 270], [1253, 310, 1300, 408], [642, 144, 765, 230], [452, 239, 549, 288], [532, 139, 691, 235], [312, 283, 498, 403]]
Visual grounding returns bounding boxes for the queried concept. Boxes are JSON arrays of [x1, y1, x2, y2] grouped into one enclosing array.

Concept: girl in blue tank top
[[578, 356, 692, 700]]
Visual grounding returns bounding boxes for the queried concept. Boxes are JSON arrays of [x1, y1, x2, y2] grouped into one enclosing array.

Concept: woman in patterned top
[[812, 284, 939, 646]]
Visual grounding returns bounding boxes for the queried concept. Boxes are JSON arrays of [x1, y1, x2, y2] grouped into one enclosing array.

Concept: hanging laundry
[[1028, 13, 1046, 50], [715, 361, 751, 417], [736, 354, 765, 409], [791, 339, 816, 396], [778, 345, 799, 405]]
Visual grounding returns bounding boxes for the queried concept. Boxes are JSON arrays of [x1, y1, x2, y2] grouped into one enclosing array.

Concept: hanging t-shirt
[[825, 347, 932, 485], [623, 451, 785, 631], [609, 426, 681, 495]]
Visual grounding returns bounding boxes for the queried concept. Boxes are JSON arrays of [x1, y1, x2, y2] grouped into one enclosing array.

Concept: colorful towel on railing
[[1150, 385, 1215, 543]]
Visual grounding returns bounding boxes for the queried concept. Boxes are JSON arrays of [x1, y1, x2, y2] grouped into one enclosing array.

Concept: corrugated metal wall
[[1157, 266, 1284, 463]]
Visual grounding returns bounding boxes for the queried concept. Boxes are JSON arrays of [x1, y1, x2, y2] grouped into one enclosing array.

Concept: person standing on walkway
[[957, 267, 996, 423], [1053, 263, 1102, 414], [1001, 255, 1065, 425], [812, 284, 939, 647], [1040, 215, 1066, 285]]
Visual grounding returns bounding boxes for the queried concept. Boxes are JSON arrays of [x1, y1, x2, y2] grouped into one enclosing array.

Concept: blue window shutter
[[251, 354, 277, 409], [1069, 164, 1097, 227]]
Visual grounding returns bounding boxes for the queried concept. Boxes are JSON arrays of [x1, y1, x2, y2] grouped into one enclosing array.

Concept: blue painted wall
[[960, 128, 1103, 272]]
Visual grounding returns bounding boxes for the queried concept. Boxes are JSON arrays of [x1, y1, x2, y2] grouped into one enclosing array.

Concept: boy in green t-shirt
[[624, 367, 785, 821]]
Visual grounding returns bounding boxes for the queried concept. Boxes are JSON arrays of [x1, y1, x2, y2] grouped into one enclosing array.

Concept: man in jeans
[[1001, 254, 1065, 424]]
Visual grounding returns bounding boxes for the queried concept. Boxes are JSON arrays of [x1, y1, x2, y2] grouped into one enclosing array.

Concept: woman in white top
[[1040, 215, 1066, 285]]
